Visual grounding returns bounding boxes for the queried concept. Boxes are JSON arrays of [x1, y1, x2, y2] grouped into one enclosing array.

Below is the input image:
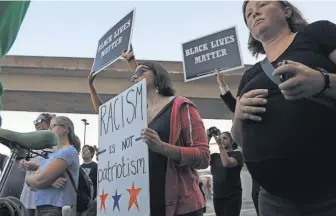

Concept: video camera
[[207, 126, 221, 137]]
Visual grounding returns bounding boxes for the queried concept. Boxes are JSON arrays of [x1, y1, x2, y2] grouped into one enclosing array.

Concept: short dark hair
[[242, 1, 308, 58], [83, 145, 95, 158], [40, 113, 53, 125], [141, 61, 175, 96]]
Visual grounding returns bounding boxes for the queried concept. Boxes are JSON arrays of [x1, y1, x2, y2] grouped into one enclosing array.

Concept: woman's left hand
[[141, 128, 163, 152], [273, 60, 325, 100]]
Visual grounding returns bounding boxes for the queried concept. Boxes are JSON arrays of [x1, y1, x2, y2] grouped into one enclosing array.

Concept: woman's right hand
[[19, 159, 26, 168], [50, 177, 67, 189], [235, 89, 268, 121], [19, 160, 39, 170]]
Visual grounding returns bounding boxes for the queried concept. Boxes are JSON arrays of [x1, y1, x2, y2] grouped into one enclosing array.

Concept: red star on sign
[[127, 182, 142, 211], [99, 189, 108, 212]]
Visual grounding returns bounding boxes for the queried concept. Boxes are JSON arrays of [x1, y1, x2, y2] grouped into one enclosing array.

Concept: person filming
[[208, 127, 243, 216]]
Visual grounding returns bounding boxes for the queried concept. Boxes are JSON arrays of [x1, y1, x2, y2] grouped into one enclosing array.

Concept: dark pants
[[27, 209, 37, 216], [36, 205, 62, 216], [177, 209, 204, 216], [259, 187, 336, 216], [213, 193, 242, 216], [80, 199, 97, 216], [252, 180, 260, 216]]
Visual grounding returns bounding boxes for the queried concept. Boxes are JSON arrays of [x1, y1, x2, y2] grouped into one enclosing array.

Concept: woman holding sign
[[232, 1, 336, 215], [89, 50, 210, 216]]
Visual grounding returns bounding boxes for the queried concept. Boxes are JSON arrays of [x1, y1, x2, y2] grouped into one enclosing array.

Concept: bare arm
[[213, 136, 239, 167], [121, 50, 138, 72], [126, 58, 138, 72], [88, 81, 103, 113], [26, 158, 68, 190], [218, 147, 238, 167]]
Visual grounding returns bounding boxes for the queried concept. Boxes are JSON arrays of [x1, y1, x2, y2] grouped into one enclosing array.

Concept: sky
[[2, 0, 336, 157]]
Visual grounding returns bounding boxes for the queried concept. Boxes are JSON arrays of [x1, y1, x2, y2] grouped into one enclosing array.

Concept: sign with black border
[[91, 9, 136, 75], [181, 26, 244, 82]]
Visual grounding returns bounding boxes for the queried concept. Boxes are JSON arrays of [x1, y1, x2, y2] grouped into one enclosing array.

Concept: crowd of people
[[0, 0, 336, 216]]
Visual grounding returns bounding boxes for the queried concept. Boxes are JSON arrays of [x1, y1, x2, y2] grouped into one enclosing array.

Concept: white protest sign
[[97, 79, 150, 216]]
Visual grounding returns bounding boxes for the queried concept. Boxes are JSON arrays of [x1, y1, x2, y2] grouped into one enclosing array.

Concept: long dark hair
[[54, 116, 81, 153], [141, 61, 175, 96], [242, 1, 308, 57]]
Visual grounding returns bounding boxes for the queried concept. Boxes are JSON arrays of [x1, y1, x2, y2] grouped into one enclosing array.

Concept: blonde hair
[[242, 1, 308, 57], [54, 116, 81, 153]]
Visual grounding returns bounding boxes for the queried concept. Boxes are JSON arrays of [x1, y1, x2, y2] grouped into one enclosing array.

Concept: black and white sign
[[181, 26, 244, 82], [91, 9, 135, 75]]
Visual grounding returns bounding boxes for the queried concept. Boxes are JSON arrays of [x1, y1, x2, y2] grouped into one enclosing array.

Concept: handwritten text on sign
[[182, 26, 244, 82], [92, 9, 135, 75], [97, 79, 149, 216]]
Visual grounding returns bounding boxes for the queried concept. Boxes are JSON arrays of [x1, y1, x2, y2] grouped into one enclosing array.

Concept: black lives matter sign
[[182, 26, 244, 82], [91, 9, 135, 75]]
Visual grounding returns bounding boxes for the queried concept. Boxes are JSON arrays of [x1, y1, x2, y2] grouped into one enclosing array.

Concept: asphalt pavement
[[203, 199, 257, 216]]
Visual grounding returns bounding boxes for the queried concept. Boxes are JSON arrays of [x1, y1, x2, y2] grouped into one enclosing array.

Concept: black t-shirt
[[210, 151, 243, 198], [236, 20, 336, 202], [148, 98, 175, 216], [81, 161, 98, 198]]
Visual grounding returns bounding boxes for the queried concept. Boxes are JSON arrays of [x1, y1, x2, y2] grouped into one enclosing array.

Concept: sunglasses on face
[[34, 119, 44, 126], [134, 66, 155, 77], [49, 123, 65, 130]]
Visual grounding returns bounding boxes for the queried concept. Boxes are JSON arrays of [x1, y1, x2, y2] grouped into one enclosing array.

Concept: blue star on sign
[[112, 189, 122, 211]]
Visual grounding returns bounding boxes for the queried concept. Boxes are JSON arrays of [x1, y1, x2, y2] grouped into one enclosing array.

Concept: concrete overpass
[[0, 55, 250, 119]]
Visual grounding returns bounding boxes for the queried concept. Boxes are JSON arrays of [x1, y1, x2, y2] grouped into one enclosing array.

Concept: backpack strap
[[260, 58, 336, 111], [66, 169, 78, 194]]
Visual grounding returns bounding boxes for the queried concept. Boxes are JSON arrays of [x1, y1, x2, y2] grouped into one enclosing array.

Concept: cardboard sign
[[182, 26, 244, 82], [92, 9, 135, 75], [97, 79, 150, 216]]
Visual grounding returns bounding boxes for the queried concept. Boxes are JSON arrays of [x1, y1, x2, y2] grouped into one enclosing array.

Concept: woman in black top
[[232, 1, 336, 215], [209, 131, 243, 216], [216, 72, 260, 216], [88, 49, 209, 216]]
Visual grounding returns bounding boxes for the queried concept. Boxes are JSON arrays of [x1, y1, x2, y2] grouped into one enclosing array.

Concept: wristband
[[315, 67, 331, 97]]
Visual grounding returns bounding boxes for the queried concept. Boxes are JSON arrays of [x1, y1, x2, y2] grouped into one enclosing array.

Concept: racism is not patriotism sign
[[91, 9, 135, 75], [97, 79, 150, 216], [181, 26, 244, 82]]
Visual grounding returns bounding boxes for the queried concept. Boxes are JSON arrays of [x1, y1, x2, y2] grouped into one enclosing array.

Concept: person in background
[[205, 179, 212, 200], [26, 116, 80, 216], [216, 72, 260, 216], [199, 181, 206, 213], [19, 113, 54, 216], [89, 49, 210, 216], [80, 145, 98, 216], [208, 129, 243, 216], [232, 1, 336, 215], [81, 145, 97, 198]]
